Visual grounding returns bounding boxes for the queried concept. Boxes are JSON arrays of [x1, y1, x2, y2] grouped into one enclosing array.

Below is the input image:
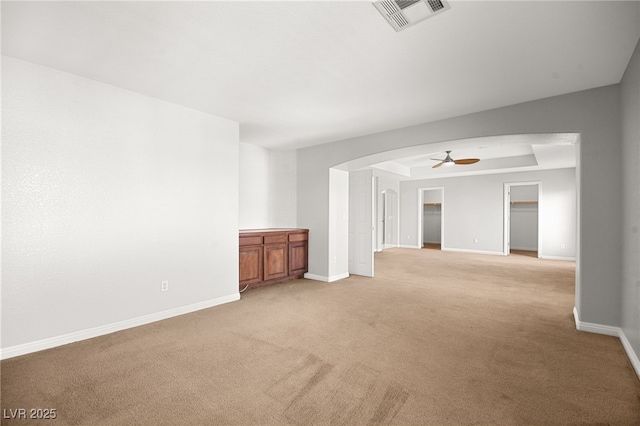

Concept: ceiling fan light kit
[[431, 150, 480, 169]]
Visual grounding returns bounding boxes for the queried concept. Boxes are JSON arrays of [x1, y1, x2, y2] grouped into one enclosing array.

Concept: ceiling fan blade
[[432, 161, 445, 169], [454, 158, 480, 165]]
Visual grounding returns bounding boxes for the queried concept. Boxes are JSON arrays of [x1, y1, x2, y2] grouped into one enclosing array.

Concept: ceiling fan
[[431, 150, 480, 168]]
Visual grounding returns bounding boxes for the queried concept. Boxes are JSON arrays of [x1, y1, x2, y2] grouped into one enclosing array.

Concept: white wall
[[327, 168, 349, 281], [621, 37, 640, 367], [1, 57, 240, 353], [298, 84, 620, 326], [401, 169, 576, 258], [239, 143, 270, 228], [239, 143, 297, 229]]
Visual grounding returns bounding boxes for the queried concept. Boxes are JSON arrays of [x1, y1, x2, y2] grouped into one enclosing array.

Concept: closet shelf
[[510, 201, 538, 205]]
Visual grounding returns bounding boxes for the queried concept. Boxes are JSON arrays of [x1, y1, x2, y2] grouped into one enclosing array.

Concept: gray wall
[[422, 205, 442, 244], [401, 169, 575, 258], [298, 84, 621, 327], [621, 38, 640, 365]]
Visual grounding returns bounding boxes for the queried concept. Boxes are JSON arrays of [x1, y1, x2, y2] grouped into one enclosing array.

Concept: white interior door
[[349, 170, 374, 277], [504, 184, 511, 255], [386, 189, 398, 247]]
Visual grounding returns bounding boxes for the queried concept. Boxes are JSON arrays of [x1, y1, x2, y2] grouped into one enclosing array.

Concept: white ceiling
[[2, 1, 639, 153]]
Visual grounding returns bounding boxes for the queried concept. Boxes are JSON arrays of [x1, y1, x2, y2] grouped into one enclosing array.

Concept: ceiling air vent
[[373, 0, 450, 32]]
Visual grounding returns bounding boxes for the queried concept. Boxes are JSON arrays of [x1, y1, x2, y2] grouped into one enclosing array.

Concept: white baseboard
[[573, 307, 640, 378], [304, 272, 349, 282], [619, 331, 640, 379], [540, 255, 576, 261], [0, 293, 240, 360], [399, 245, 421, 249], [442, 247, 504, 256], [572, 307, 619, 336]]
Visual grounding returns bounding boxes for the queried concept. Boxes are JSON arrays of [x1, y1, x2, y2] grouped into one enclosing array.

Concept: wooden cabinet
[[264, 242, 288, 281], [239, 244, 263, 285], [239, 229, 308, 291]]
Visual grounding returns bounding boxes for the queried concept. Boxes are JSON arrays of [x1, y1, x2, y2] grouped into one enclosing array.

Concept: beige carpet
[[2, 248, 639, 425]]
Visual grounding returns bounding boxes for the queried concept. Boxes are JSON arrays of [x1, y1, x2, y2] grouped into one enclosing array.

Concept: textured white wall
[[1, 57, 239, 349], [239, 143, 270, 228], [239, 144, 297, 229]]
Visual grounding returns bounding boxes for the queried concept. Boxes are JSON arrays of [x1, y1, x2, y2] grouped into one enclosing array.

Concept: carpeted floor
[[2, 248, 639, 425]]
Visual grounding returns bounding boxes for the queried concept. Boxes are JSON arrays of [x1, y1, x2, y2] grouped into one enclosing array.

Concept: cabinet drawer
[[240, 236, 263, 246], [264, 234, 287, 244], [289, 232, 308, 242]]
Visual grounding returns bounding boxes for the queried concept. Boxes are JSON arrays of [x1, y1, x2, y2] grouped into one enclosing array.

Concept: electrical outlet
[[161, 280, 169, 292], [474, 238, 478, 244], [561, 243, 565, 249]]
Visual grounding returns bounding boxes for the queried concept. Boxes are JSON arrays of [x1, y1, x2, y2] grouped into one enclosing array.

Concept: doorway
[[381, 189, 398, 249], [418, 188, 444, 249], [504, 182, 540, 257]]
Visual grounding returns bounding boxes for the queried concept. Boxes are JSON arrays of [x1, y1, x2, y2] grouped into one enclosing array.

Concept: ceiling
[[2, 1, 639, 155], [336, 133, 578, 180]]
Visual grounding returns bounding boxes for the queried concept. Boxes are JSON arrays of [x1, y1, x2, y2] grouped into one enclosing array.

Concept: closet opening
[[504, 182, 540, 257], [419, 187, 444, 250]]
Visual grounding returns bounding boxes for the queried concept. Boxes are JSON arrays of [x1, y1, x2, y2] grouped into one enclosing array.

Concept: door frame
[[503, 181, 541, 256], [417, 187, 444, 249]]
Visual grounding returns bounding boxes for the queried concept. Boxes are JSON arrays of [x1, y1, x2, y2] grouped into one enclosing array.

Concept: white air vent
[[373, 0, 450, 32]]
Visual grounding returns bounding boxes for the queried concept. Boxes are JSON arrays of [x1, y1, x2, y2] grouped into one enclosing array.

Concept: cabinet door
[[289, 241, 308, 276], [239, 245, 263, 286], [264, 243, 288, 281]]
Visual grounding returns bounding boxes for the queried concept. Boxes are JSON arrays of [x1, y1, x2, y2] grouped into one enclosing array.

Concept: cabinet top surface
[[239, 228, 308, 235]]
